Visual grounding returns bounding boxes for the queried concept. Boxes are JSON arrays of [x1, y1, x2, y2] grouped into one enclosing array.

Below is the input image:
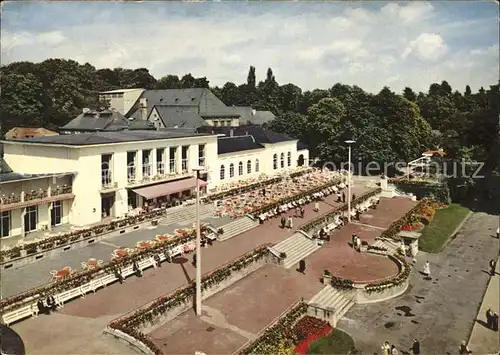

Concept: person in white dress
[[381, 341, 391, 355], [314, 201, 319, 212], [355, 236, 361, 250], [423, 261, 431, 277]]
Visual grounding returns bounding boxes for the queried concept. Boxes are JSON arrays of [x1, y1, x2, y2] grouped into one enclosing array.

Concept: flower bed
[[378, 199, 426, 240], [0, 227, 194, 312], [0, 209, 165, 263], [109, 245, 271, 355], [330, 275, 354, 291], [364, 254, 410, 293], [293, 316, 332, 354], [239, 302, 308, 355], [300, 188, 382, 233]]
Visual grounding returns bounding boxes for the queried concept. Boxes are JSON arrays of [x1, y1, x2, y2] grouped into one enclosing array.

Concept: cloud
[[401, 33, 448, 61], [0, 1, 498, 94]]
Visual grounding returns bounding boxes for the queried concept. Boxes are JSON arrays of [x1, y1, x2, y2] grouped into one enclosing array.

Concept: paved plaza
[[10, 185, 368, 354], [149, 264, 323, 354], [337, 211, 500, 354]]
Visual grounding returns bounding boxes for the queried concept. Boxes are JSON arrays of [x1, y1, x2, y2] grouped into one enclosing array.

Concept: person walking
[[299, 259, 306, 274], [486, 308, 494, 329], [496, 227, 499, 239], [280, 216, 286, 229], [493, 312, 499, 332], [410, 338, 420, 355], [390, 344, 399, 355], [423, 261, 431, 278], [300, 207, 305, 218], [192, 253, 197, 267], [459, 340, 472, 354], [489, 259, 496, 276], [381, 341, 391, 355], [314, 201, 319, 212], [287, 216, 293, 229], [342, 192, 346, 203]]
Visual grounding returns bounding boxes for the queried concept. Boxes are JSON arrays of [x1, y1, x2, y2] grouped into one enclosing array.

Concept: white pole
[[348, 144, 352, 223], [195, 172, 202, 316]]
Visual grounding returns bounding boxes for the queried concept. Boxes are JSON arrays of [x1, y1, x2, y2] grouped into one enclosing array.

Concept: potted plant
[[323, 269, 332, 284]]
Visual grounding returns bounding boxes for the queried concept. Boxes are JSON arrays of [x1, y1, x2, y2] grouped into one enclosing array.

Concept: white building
[[0, 128, 309, 240]]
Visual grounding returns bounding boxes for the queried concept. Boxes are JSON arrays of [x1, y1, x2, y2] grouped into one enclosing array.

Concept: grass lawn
[[307, 329, 355, 355], [419, 203, 471, 253]]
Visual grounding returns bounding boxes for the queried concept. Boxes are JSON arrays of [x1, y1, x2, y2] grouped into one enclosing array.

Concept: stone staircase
[[217, 216, 260, 241], [372, 238, 400, 255], [308, 286, 356, 326], [270, 233, 321, 269], [160, 204, 214, 226]]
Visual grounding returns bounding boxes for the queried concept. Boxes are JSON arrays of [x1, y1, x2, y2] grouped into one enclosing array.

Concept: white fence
[[1, 240, 195, 326]]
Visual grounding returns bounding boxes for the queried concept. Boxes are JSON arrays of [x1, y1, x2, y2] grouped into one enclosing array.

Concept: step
[[218, 217, 259, 241], [273, 233, 306, 252], [283, 242, 321, 269]]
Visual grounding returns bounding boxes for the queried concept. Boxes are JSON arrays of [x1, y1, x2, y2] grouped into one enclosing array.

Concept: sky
[[1, 1, 499, 94]]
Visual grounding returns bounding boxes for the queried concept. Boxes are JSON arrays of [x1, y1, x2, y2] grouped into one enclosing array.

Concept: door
[[51, 201, 62, 226], [24, 206, 38, 232]]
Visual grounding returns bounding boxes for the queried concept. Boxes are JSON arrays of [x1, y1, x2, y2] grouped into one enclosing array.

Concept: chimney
[[229, 128, 234, 137], [82, 108, 90, 113], [139, 98, 148, 120]]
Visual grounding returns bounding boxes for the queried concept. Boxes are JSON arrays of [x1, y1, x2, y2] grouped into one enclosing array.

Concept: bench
[[55, 288, 84, 308], [2, 304, 38, 325]]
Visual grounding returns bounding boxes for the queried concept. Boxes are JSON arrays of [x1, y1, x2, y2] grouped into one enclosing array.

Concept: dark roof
[[60, 109, 155, 132], [4, 130, 214, 146], [129, 88, 232, 120], [217, 136, 264, 155], [153, 106, 207, 129], [197, 126, 295, 144], [297, 141, 308, 150]]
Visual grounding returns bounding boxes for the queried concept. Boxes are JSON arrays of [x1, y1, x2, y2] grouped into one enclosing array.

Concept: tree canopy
[[1, 59, 498, 176]]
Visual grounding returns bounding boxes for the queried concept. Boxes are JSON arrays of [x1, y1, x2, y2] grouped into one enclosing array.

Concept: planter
[[359, 245, 368, 252]]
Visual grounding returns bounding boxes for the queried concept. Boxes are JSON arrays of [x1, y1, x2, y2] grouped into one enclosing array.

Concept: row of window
[[273, 152, 292, 170], [220, 159, 260, 180], [0, 202, 63, 238]]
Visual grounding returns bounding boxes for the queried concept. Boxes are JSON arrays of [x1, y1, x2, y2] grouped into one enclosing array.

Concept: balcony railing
[[142, 163, 152, 178], [0, 186, 74, 207], [169, 160, 177, 174], [101, 169, 115, 189], [127, 166, 137, 183], [181, 159, 188, 172], [199, 157, 205, 167], [157, 162, 165, 175]]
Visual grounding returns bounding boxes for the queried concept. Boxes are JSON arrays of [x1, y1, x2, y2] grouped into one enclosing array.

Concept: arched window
[[273, 154, 278, 170], [287, 152, 292, 167], [238, 161, 243, 176], [229, 163, 235, 177], [298, 154, 305, 167], [280, 153, 285, 168], [247, 160, 252, 174], [255, 159, 260, 172], [220, 165, 225, 180]]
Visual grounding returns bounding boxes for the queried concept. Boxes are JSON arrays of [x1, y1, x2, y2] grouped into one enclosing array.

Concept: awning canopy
[[132, 177, 208, 200]]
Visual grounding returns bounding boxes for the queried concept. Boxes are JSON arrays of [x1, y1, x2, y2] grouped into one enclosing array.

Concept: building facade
[[1, 127, 308, 239]]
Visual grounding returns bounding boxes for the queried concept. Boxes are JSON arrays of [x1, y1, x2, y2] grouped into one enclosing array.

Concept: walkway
[[468, 255, 500, 353], [338, 211, 500, 354], [11, 185, 368, 354]]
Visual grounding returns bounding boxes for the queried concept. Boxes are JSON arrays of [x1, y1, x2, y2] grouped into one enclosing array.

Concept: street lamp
[[345, 140, 356, 222], [192, 167, 203, 316]]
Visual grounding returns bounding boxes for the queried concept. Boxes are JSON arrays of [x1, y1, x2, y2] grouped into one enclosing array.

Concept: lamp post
[[345, 140, 356, 222], [192, 167, 203, 316]]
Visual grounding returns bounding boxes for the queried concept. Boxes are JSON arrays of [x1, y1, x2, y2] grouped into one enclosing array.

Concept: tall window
[[0, 211, 10, 238], [247, 160, 252, 174], [229, 163, 235, 178], [24, 206, 37, 232], [255, 159, 260, 172], [169, 147, 177, 173], [280, 153, 285, 168], [220, 165, 225, 180], [127, 151, 136, 183], [238, 161, 243, 176], [181, 146, 189, 171], [273, 154, 278, 170], [287, 152, 292, 167], [51, 201, 62, 227], [156, 148, 165, 175], [198, 144, 206, 167], [142, 149, 152, 178], [101, 154, 113, 187]]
